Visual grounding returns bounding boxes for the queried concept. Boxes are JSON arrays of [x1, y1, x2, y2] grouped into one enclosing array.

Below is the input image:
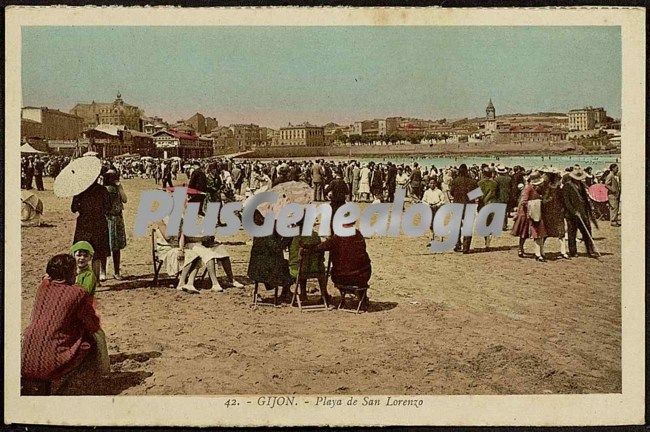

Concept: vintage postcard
[[4, 6, 645, 427]]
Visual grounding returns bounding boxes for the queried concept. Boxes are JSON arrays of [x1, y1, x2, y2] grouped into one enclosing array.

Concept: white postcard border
[[4, 6, 645, 426]]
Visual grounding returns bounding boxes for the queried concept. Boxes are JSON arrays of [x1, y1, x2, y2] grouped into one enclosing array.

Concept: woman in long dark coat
[[72, 179, 111, 281], [541, 171, 569, 259], [246, 210, 293, 302]]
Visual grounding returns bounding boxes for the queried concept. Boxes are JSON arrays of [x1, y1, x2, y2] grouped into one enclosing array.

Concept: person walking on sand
[[562, 168, 598, 258], [511, 172, 547, 261], [604, 163, 621, 227]]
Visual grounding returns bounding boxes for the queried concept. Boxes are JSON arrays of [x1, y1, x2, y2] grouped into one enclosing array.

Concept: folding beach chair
[[326, 255, 370, 314], [290, 249, 329, 312], [152, 228, 165, 286], [251, 282, 280, 308]]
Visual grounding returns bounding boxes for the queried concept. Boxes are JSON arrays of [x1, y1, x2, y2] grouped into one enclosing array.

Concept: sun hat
[[495, 164, 507, 174], [71, 240, 94, 256], [569, 168, 588, 181], [528, 172, 545, 186]]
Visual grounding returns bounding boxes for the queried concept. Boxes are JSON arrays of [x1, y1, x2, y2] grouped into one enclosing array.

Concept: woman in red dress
[[511, 172, 548, 261], [21, 254, 102, 395]]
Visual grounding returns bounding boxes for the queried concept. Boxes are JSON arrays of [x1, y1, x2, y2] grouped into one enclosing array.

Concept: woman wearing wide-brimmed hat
[[510, 171, 548, 261]]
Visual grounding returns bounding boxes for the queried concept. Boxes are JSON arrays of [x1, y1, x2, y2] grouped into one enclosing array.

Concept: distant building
[[152, 129, 212, 158], [210, 126, 237, 153], [278, 123, 325, 146], [21, 107, 84, 141], [230, 124, 262, 150], [142, 116, 168, 135], [70, 92, 143, 131], [568, 106, 607, 131], [323, 122, 342, 136], [185, 112, 218, 135], [495, 124, 567, 144], [592, 107, 607, 126], [259, 127, 276, 146], [353, 118, 399, 137]]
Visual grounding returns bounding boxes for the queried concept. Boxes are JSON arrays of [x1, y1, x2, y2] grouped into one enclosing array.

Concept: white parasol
[[256, 181, 314, 217], [53, 155, 102, 197]]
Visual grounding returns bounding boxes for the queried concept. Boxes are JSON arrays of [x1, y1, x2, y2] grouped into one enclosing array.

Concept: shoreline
[[237, 146, 620, 161]]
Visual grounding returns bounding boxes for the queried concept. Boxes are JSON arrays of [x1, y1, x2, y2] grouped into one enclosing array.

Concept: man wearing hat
[[604, 163, 621, 227], [311, 160, 324, 201], [325, 170, 349, 217], [562, 168, 597, 258]]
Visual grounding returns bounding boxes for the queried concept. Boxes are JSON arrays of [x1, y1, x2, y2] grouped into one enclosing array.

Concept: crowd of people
[[21, 152, 621, 395]]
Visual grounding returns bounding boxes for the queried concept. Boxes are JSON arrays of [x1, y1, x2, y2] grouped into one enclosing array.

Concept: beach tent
[[20, 143, 45, 154]]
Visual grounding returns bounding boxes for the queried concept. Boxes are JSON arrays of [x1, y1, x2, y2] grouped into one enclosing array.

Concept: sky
[[22, 26, 621, 129]]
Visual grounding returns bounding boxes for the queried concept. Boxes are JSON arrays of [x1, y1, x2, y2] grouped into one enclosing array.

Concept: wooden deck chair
[[290, 250, 329, 312], [326, 254, 369, 314], [251, 282, 279, 308]]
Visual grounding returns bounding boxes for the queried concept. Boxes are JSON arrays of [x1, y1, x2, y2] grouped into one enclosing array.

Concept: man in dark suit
[[34, 157, 45, 191], [386, 162, 398, 203], [325, 170, 349, 218], [494, 164, 511, 230], [562, 169, 597, 258], [161, 163, 173, 188], [450, 164, 479, 253], [188, 162, 208, 194]]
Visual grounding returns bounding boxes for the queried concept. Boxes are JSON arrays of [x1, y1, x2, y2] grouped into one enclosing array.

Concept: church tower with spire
[[484, 99, 497, 134], [486, 98, 496, 120]]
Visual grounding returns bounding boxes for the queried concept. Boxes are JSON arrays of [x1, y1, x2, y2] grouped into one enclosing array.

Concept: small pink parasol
[[588, 184, 609, 203]]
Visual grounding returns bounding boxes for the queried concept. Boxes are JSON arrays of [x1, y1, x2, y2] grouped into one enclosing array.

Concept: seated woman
[[22, 254, 103, 395], [247, 210, 294, 302], [154, 218, 202, 293], [302, 221, 372, 305], [183, 225, 244, 292], [288, 226, 330, 304], [155, 212, 244, 293]]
